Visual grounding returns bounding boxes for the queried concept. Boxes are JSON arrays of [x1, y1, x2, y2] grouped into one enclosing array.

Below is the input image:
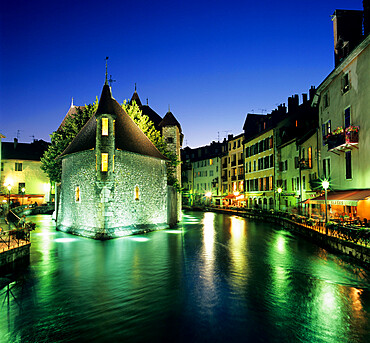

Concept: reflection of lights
[[164, 230, 183, 234], [130, 237, 150, 242], [203, 213, 215, 254], [276, 235, 285, 253], [55, 238, 78, 243], [349, 287, 363, 312], [230, 216, 244, 239]]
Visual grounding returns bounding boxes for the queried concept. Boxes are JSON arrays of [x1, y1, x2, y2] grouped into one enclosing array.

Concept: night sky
[[0, 0, 364, 148]]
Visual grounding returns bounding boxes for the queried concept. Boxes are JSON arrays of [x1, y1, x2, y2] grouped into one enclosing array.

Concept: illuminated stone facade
[[57, 84, 169, 239]]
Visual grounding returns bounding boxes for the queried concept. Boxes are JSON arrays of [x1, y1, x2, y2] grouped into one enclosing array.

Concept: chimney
[[228, 134, 234, 141], [14, 138, 18, 149], [309, 86, 316, 101], [332, 9, 363, 66], [288, 95, 299, 113], [302, 93, 308, 103]]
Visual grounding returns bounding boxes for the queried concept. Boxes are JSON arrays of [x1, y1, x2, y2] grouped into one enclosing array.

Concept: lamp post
[[7, 184, 11, 214], [277, 187, 282, 211], [322, 180, 329, 225], [21, 187, 25, 207]]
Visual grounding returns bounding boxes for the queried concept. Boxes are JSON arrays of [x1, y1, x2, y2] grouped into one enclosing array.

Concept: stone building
[[56, 83, 171, 239]]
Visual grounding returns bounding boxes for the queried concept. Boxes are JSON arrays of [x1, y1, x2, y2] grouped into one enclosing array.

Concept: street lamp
[[7, 184, 11, 213], [21, 187, 26, 207], [322, 180, 329, 225], [277, 187, 282, 211], [205, 192, 212, 206]]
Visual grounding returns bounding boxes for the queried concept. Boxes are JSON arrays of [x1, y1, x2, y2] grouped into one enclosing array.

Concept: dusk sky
[[0, 0, 364, 148]]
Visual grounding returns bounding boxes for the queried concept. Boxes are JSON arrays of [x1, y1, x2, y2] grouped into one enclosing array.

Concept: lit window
[[75, 186, 80, 202], [101, 153, 108, 172], [308, 147, 312, 168], [209, 159, 213, 165], [15, 162, 22, 171], [102, 118, 108, 136], [113, 120, 116, 136], [134, 185, 140, 201]]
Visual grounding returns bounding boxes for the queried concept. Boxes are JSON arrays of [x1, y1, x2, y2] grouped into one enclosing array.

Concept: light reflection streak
[[229, 216, 247, 290]]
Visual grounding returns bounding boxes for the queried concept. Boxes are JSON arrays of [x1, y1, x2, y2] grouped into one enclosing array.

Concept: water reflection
[[0, 213, 369, 342]]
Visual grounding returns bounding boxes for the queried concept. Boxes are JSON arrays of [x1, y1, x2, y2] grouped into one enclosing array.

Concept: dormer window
[[102, 118, 108, 136], [166, 137, 174, 144]]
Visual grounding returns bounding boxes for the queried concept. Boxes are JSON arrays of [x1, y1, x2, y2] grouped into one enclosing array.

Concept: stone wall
[[57, 149, 169, 239], [0, 244, 30, 272]]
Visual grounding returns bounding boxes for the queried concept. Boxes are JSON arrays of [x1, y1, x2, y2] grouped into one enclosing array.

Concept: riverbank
[[184, 206, 370, 269]]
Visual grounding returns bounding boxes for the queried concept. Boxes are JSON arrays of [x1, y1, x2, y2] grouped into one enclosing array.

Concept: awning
[[224, 194, 236, 199], [305, 189, 370, 206]]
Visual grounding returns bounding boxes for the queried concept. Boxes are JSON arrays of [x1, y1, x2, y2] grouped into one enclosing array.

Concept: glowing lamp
[[322, 180, 329, 190], [277, 187, 282, 194], [205, 192, 212, 198]]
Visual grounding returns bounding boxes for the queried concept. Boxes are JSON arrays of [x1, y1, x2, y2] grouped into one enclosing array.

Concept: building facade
[[57, 84, 170, 239], [311, 13, 370, 221], [1, 139, 51, 207]]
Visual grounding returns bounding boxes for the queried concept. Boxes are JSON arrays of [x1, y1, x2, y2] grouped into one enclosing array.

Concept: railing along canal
[[0, 210, 35, 253]]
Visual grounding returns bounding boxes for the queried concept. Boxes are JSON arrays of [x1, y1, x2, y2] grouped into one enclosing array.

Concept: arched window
[[134, 185, 140, 201]]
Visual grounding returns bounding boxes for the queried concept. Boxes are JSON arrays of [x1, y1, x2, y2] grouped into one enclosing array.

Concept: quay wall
[[0, 244, 30, 272]]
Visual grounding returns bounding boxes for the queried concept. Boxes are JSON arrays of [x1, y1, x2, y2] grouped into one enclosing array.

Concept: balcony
[[299, 159, 312, 170], [238, 159, 243, 165], [231, 175, 237, 181], [326, 126, 359, 152], [231, 161, 236, 167], [238, 174, 244, 180]]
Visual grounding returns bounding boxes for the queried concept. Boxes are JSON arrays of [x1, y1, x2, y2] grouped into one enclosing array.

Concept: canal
[[1, 211, 369, 342]]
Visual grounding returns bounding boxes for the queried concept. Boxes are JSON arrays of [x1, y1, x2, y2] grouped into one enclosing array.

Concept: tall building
[[311, 28, 370, 221]]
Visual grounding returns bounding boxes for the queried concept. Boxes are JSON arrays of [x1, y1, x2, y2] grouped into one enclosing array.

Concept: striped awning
[[305, 189, 370, 206]]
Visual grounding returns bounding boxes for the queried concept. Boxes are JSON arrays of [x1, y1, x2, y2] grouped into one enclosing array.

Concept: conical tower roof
[[130, 87, 142, 107], [159, 111, 182, 132], [59, 84, 167, 160]]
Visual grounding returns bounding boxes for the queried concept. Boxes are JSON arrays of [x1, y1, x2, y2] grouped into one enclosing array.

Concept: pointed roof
[[59, 84, 168, 160], [141, 105, 163, 130], [58, 102, 84, 131], [159, 111, 182, 132], [130, 90, 142, 107]]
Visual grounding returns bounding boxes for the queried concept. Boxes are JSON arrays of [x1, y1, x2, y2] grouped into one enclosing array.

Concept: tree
[[123, 100, 181, 189], [41, 101, 98, 182]]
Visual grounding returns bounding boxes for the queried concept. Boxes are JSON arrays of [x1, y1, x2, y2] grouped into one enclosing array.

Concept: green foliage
[[123, 100, 181, 189], [41, 100, 98, 182]]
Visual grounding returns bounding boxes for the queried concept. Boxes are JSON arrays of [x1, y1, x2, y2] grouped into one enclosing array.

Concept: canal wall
[[0, 244, 30, 273], [199, 208, 370, 270]]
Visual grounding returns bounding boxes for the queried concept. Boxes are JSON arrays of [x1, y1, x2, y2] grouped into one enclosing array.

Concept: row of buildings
[[182, 7, 370, 221]]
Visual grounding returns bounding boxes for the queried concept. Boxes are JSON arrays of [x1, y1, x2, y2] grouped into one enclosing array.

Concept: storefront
[[305, 189, 370, 222]]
